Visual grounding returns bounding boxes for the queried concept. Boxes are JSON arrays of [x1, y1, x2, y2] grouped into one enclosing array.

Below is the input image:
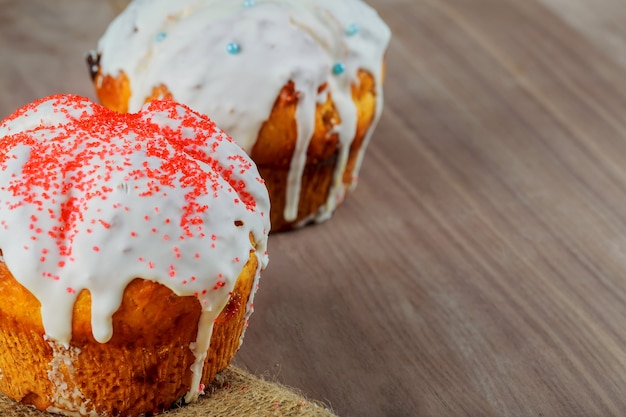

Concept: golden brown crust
[[344, 69, 378, 186], [92, 68, 379, 231], [256, 70, 378, 230], [94, 72, 131, 114], [250, 82, 341, 167], [0, 248, 258, 416], [145, 83, 174, 104]]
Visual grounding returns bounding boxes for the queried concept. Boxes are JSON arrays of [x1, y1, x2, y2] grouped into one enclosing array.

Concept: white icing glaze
[[95, 0, 390, 224], [0, 95, 270, 405]]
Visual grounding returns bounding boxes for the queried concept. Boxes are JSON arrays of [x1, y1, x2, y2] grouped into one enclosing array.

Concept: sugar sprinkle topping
[[0, 95, 270, 395]]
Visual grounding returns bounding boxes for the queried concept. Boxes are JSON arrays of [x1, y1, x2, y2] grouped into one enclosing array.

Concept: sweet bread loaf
[[88, 0, 391, 231], [0, 95, 270, 416]]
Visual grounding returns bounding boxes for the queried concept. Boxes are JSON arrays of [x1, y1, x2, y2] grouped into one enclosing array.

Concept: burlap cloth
[[0, 366, 337, 417]]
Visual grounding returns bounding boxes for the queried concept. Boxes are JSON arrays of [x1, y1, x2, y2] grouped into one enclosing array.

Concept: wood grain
[[2, 1, 626, 416]]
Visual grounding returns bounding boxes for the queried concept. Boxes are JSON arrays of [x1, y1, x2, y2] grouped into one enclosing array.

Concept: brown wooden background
[[3, 1, 626, 416]]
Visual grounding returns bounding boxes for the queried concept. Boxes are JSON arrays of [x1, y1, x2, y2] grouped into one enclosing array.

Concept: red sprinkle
[[0, 95, 264, 287]]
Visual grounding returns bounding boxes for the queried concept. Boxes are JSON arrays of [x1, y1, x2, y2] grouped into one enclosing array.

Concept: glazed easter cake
[[88, 0, 391, 231], [0, 94, 270, 416]]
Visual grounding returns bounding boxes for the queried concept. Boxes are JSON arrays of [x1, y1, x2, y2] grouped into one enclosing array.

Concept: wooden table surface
[[3, 1, 626, 416]]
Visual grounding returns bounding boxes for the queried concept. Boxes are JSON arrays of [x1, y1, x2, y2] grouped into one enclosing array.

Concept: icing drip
[[186, 310, 217, 403], [0, 95, 270, 403], [95, 0, 391, 224]]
